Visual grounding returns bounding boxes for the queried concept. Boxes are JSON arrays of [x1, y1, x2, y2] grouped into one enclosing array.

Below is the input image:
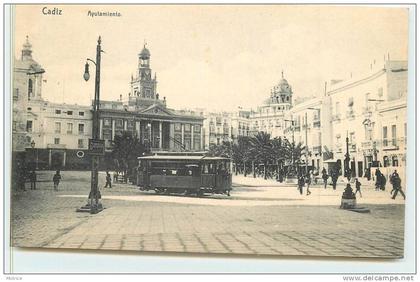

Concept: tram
[[137, 155, 232, 196]]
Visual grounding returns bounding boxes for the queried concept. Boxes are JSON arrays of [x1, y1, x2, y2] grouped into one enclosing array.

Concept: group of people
[[297, 166, 405, 200]]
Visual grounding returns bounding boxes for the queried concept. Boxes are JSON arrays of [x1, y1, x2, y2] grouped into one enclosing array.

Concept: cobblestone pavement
[[11, 171, 405, 258]]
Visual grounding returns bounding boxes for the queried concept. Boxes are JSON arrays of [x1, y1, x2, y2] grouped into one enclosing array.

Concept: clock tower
[[129, 43, 159, 108]]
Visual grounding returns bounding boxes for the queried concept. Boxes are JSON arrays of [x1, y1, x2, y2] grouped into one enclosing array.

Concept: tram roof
[[137, 155, 230, 161]]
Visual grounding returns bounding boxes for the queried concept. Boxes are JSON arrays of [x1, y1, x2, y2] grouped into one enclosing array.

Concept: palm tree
[[232, 136, 251, 176], [249, 131, 275, 179]]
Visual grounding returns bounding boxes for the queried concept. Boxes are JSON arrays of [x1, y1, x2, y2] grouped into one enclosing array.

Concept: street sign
[[88, 139, 105, 156]]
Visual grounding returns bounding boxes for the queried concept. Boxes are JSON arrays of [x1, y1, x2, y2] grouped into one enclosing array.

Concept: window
[[28, 78, 33, 100], [194, 125, 201, 133], [378, 87, 383, 97], [175, 123, 181, 131], [349, 132, 355, 144], [383, 126, 388, 146], [55, 122, 61, 134], [13, 88, 19, 100], [55, 109, 61, 114], [335, 102, 340, 115], [104, 118, 111, 127], [391, 125, 397, 146], [67, 111, 73, 115], [27, 107, 32, 111], [67, 123, 73, 134], [54, 138, 60, 144], [79, 111, 84, 116], [13, 121, 17, 131], [78, 123, 85, 134], [78, 139, 84, 148], [115, 119, 123, 128], [26, 120, 33, 132], [184, 124, 191, 132]]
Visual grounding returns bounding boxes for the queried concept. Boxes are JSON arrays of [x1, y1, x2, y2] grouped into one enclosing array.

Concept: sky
[[13, 5, 409, 111]]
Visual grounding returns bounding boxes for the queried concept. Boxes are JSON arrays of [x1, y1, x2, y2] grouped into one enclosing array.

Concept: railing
[[361, 140, 373, 149], [362, 107, 372, 117], [313, 121, 321, 128], [312, 145, 322, 154], [346, 110, 355, 119], [331, 114, 341, 122]]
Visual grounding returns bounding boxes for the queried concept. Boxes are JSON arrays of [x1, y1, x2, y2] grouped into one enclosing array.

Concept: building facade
[[249, 72, 293, 138], [99, 44, 204, 153], [12, 36, 45, 152], [14, 40, 204, 170], [322, 60, 408, 178]]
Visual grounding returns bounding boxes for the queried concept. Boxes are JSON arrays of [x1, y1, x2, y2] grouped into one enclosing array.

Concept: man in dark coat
[[390, 172, 405, 200]]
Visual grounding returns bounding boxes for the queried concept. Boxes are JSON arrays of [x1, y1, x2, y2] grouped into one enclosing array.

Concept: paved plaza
[[11, 171, 405, 258]]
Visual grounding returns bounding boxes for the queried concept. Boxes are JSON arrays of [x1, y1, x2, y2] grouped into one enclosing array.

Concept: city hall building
[[98, 44, 204, 152]]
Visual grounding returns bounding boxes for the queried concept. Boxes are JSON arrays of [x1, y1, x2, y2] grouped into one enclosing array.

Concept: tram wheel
[[197, 190, 204, 197]]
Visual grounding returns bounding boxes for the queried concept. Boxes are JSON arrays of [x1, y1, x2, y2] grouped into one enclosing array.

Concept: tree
[[282, 138, 306, 177], [249, 131, 275, 179], [111, 131, 146, 182]]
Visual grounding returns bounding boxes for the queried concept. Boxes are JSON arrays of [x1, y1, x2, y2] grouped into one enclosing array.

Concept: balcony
[[361, 140, 374, 150], [331, 114, 341, 122], [47, 144, 66, 149], [362, 107, 373, 118], [382, 139, 399, 151], [312, 145, 322, 155], [346, 110, 355, 119], [313, 120, 321, 128]]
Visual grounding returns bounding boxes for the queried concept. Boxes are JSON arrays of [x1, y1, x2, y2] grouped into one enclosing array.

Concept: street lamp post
[[30, 140, 38, 170], [77, 36, 104, 214], [340, 132, 357, 209]]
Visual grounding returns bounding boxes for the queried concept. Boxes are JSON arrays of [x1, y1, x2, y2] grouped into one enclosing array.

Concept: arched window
[[28, 79, 33, 100]]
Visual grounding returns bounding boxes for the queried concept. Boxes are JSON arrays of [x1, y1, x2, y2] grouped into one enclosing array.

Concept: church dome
[[139, 45, 150, 59], [278, 78, 291, 92]]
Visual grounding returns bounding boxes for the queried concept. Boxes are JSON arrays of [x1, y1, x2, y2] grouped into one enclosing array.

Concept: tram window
[[202, 163, 209, 174], [209, 163, 215, 174]]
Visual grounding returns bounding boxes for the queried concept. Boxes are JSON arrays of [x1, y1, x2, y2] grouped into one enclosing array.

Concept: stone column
[[63, 151, 66, 168], [159, 121, 162, 149], [199, 126, 202, 151], [124, 120, 128, 130], [181, 124, 185, 146], [169, 123, 175, 151], [99, 119, 103, 139], [111, 119, 115, 140], [191, 125, 194, 151], [135, 121, 140, 139], [48, 149, 52, 168]]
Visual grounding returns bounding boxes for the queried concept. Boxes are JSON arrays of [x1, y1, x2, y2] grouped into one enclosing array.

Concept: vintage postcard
[[9, 4, 409, 259]]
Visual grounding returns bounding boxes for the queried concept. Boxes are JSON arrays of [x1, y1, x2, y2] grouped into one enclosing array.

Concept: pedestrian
[[322, 167, 328, 189], [390, 172, 405, 200], [379, 173, 386, 191], [375, 168, 382, 190], [104, 171, 112, 188], [331, 171, 338, 190], [29, 170, 37, 190], [53, 170, 62, 191], [306, 171, 312, 195], [355, 178, 362, 197], [298, 175, 305, 195]]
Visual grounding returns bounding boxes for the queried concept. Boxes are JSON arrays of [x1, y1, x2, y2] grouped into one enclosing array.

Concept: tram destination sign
[[88, 139, 105, 156]]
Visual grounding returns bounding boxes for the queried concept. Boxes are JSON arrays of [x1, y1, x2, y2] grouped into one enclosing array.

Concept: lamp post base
[[76, 203, 104, 214]]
